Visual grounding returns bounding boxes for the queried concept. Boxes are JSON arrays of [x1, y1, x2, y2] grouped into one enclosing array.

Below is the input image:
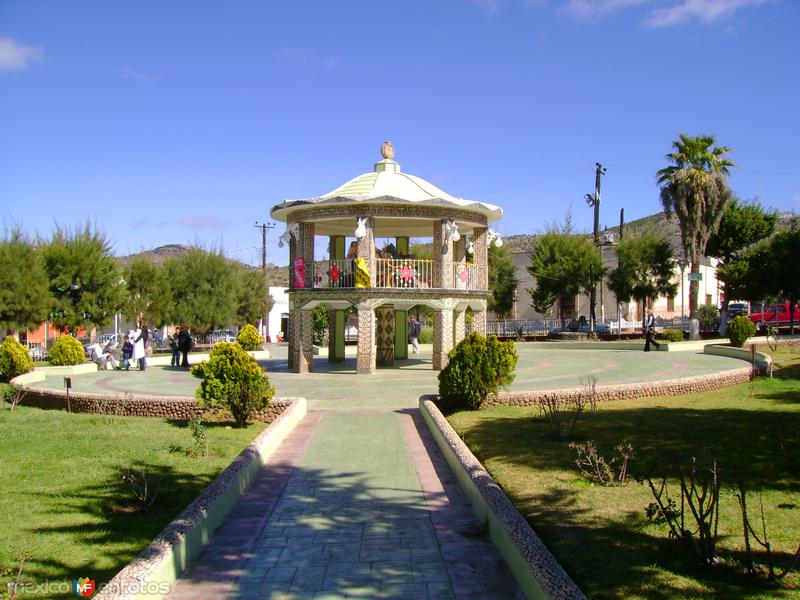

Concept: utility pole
[[585, 163, 607, 336], [254, 221, 276, 341]]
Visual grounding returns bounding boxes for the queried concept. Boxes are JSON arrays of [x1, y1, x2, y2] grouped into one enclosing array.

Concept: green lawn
[[0, 396, 265, 599], [448, 347, 800, 600]]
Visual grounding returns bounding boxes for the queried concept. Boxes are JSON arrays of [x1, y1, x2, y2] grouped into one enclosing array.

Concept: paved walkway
[[167, 408, 525, 600]]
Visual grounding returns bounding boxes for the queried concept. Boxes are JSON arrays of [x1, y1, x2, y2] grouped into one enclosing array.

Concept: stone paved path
[[166, 409, 525, 600]]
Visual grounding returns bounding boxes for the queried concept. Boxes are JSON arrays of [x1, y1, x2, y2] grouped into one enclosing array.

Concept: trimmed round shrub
[[191, 342, 274, 427], [48, 335, 85, 366], [237, 324, 264, 351], [658, 328, 684, 343], [0, 336, 34, 381], [725, 316, 756, 348], [698, 304, 720, 332], [438, 333, 518, 410]]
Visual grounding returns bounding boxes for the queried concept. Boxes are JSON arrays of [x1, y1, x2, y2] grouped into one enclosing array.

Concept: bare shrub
[[641, 456, 720, 565], [189, 415, 209, 457], [92, 394, 127, 426], [120, 467, 161, 514], [570, 439, 634, 486]]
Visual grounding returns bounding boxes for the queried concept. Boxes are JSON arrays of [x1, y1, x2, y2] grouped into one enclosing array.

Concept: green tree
[[527, 232, 603, 323], [40, 223, 125, 333], [166, 247, 238, 334], [765, 228, 800, 334], [657, 134, 735, 320], [123, 258, 172, 326], [607, 232, 678, 332], [488, 243, 518, 319], [235, 266, 271, 326], [0, 227, 51, 336], [706, 199, 777, 331]]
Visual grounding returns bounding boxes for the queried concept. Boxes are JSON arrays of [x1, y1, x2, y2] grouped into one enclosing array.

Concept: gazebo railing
[[295, 258, 486, 290]]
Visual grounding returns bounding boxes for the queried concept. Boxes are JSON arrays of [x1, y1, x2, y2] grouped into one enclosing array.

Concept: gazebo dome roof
[[270, 145, 503, 225]]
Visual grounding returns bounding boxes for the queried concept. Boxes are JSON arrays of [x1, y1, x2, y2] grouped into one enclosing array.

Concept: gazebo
[[270, 142, 504, 374]]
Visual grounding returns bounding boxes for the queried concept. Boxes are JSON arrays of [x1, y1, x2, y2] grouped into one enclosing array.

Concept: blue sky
[[1, 0, 798, 267]]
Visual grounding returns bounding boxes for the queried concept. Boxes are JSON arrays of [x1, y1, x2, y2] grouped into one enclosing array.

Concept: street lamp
[[677, 258, 688, 326]]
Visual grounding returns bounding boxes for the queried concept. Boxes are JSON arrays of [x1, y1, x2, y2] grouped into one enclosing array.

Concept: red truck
[[749, 302, 800, 330]]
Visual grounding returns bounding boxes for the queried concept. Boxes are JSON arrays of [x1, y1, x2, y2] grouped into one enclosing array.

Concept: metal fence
[[299, 258, 486, 291]]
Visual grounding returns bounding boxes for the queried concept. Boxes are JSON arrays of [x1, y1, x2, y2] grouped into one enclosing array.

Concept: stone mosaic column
[[300, 222, 315, 289], [454, 309, 467, 345], [433, 220, 454, 288], [356, 216, 375, 287], [288, 224, 297, 291], [356, 305, 376, 374], [376, 305, 395, 367], [472, 309, 487, 337], [432, 309, 454, 370], [473, 226, 488, 290], [290, 309, 314, 373]]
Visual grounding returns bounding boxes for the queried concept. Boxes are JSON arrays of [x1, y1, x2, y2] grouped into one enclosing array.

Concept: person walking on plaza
[[408, 314, 421, 355], [177, 325, 193, 368], [644, 313, 661, 352]]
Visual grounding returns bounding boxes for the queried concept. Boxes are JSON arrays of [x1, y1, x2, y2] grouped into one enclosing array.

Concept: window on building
[[706, 294, 712, 305], [667, 295, 675, 312]]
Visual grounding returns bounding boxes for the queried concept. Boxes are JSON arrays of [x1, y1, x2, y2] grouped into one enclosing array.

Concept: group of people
[[88, 324, 150, 371], [168, 325, 194, 368], [88, 323, 194, 371]]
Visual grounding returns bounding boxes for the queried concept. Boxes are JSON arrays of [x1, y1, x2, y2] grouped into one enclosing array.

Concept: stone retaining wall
[[13, 386, 290, 423], [486, 367, 751, 407]]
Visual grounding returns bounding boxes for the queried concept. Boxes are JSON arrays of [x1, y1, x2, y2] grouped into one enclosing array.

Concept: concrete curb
[[704, 343, 772, 373], [488, 366, 751, 407], [94, 396, 307, 600], [419, 397, 586, 600]]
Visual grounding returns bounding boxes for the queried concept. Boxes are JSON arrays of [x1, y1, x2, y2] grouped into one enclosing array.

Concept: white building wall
[[267, 286, 289, 343]]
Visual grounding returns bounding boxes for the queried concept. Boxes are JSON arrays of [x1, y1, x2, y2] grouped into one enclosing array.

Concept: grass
[[447, 345, 800, 600], [0, 395, 266, 599]]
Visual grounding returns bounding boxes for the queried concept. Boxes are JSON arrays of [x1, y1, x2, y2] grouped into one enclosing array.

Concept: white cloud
[[0, 36, 43, 72], [563, 0, 650, 18], [122, 67, 162, 83], [645, 0, 772, 27]]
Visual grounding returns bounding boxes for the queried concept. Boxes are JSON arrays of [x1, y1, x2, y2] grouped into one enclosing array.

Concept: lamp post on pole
[[254, 221, 276, 340], [678, 258, 688, 328], [585, 162, 607, 337]]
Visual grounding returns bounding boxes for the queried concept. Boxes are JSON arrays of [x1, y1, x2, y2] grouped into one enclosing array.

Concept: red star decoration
[[329, 265, 341, 281], [399, 265, 415, 281]]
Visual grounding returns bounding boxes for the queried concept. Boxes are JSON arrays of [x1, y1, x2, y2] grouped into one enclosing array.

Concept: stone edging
[[419, 397, 586, 600], [9, 381, 288, 423], [94, 396, 308, 600], [487, 366, 752, 407]]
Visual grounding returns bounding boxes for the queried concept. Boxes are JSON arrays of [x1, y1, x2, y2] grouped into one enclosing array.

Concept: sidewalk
[[167, 409, 524, 600]]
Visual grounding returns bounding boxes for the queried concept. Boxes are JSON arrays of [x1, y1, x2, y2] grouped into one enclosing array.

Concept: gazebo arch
[[270, 143, 504, 374]]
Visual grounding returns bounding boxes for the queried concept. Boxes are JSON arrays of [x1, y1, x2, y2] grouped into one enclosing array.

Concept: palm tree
[[657, 134, 734, 320]]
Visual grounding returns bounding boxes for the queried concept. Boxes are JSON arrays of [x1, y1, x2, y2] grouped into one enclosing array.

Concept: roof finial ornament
[[380, 140, 395, 160]]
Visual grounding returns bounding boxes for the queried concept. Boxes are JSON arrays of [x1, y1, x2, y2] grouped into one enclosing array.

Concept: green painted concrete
[[395, 309, 408, 360]]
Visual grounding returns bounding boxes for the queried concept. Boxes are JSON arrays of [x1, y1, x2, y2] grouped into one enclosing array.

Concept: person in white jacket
[[132, 326, 146, 370]]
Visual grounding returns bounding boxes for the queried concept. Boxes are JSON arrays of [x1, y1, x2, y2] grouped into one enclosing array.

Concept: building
[[269, 142, 504, 373]]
